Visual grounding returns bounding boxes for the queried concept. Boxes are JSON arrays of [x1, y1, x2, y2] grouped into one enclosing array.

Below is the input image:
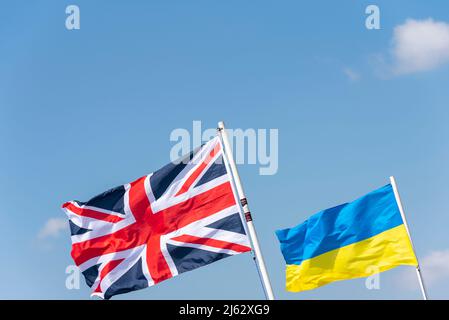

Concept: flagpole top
[[218, 121, 225, 130], [389, 176, 397, 186]]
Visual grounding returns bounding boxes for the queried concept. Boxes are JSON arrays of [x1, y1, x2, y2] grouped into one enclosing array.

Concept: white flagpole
[[389, 176, 428, 300], [217, 121, 275, 300]]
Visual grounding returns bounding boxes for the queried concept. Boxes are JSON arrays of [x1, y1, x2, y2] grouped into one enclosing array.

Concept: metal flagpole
[[389, 176, 428, 300], [217, 121, 275, 300]]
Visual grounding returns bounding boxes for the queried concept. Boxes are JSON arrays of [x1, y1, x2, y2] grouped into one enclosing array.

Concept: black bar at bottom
[[0, 300, 445, 319]]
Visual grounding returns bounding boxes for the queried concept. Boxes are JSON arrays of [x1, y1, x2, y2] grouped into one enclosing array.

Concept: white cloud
[[342, 67, 360, 81], [399, 249, 449, 289], [420, 249, 449, 285], [392, 18, 449, 74], [38, 218, 68, 239]]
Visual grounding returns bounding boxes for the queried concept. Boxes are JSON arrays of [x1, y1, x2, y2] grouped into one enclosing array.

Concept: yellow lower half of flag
[[285, 224, 418, 292]]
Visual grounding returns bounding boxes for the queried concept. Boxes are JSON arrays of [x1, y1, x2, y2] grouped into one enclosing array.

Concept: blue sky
[[1, 1, 449, 299]]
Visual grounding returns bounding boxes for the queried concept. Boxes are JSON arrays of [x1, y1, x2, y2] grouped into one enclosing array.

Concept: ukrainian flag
[[275, 184, 418, 292]]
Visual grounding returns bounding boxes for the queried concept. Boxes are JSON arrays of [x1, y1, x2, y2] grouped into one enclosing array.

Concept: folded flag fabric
[[62, 136, 251, 299], [275, 184, 418, 292]]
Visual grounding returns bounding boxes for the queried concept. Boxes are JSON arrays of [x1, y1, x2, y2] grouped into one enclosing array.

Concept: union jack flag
[[62, 136, 252, 299]]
